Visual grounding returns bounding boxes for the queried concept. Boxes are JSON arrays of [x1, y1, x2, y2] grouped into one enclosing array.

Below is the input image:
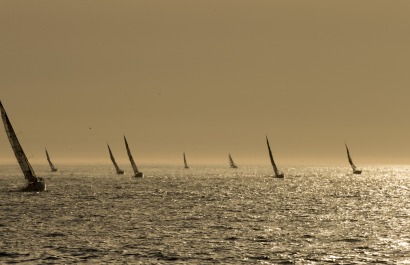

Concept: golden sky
[[1, 1, 410, 165]]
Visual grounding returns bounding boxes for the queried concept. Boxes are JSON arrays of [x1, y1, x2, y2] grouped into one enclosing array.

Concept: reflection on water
[[0, 165, 409, 264]]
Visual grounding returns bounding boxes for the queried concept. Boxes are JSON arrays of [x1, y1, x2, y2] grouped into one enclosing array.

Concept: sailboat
[[0, 101, 46, 191], [228, 153, 238, 168], [45, 148, 58, 172], [107, 143, 124, 174], [124, 136, 144, 178], [266, 136, 284, 178], [345, 142, 362, 174], [183, 152, 189, 169]]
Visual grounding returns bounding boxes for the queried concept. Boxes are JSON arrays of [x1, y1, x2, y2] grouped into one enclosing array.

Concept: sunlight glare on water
[[0, 165, 409, 264]]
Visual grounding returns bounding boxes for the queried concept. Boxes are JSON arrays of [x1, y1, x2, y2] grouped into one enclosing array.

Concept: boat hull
[[134, 172, 144, 178], [21, 179, 46, 192]]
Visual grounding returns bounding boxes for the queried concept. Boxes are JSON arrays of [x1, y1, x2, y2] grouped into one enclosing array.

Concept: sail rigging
[[183, 152, 189, 169], [0, 101, 38, 183], [124, 136, 143, 177], [107, 143, 124, 174], [45, 148, 58, 172], [228, 153, 238, 168], [266, 136, 284, 178]]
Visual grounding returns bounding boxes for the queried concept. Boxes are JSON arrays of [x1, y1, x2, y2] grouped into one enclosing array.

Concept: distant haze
[[1, 1, 410, 166]]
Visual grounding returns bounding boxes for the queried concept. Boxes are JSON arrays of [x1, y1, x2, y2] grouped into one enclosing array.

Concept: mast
[[0, 101, 38, 183], [266, 136, 280, 177], [124, 136, 140, 174], [345, 143, 357, 171], [183, 152, 189, 169], [107, 143, 123, 174], [45, 148, 58, 172]]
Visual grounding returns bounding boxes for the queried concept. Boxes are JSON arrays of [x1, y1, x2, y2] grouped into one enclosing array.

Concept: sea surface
[[0, 164, 409, 264]]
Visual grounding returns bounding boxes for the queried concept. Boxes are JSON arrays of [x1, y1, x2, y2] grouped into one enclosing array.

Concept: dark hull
[[21, 179, 46, 192]]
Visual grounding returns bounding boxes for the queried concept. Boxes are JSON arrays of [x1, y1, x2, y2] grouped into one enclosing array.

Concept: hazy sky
[[1, 1, 410, 166]]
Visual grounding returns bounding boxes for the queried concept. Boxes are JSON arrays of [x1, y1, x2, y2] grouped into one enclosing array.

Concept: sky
[[1, 1, 410, 166]]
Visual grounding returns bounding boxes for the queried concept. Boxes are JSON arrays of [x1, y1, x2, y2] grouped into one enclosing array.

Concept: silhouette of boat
[[183, 152, 189, 169], [45, 148, 58, 172], [124, 136, 144, 178], [107, 143, 124, 174], [345, 142, 362, 174], [0, 101, 46, 191], [228, 153, 238, 168], [266, 136, 284, 178]]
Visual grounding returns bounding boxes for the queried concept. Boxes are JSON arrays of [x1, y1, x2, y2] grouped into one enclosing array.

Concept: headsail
[[183, 152, 189, 169], [45, 148, 58, 172], [107, 143, 124, 174], [0, 101, 38, 183], [266, 136, 284, 178], [124, 136, 140, 175], [228, 153, 237, 168]]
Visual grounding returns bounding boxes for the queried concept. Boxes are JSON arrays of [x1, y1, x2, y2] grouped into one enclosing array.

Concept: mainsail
[[345, 143, 361, 174], [45, 148, 58, 172], [183, 152, 189, 169], [0, 101, 38, 183], [228, 153, 238, 168], [107, 143, 124, 174], [124, 136, 140, 175], [266, 136, 284, 178]]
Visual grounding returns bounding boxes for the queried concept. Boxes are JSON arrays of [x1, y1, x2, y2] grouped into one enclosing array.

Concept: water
[[0, 165, 409, 264]]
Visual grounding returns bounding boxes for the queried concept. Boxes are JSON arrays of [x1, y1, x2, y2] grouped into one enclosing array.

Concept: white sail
[[45, 148, 58, 172], [107, 144, 124, 174], [124, 136, 141, 176], [1, 101, 45, 191]]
